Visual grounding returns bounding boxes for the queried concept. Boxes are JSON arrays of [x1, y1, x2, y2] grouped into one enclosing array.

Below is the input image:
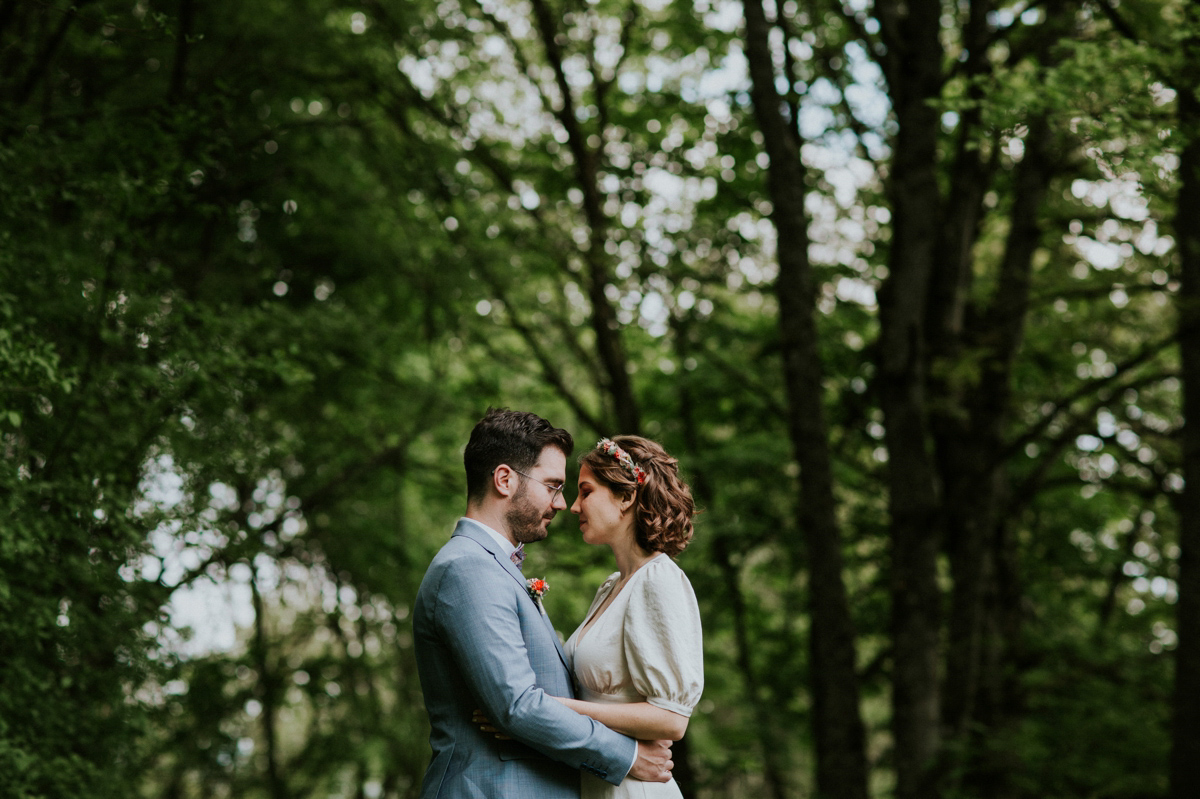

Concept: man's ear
[[492, 465, 517, 498]]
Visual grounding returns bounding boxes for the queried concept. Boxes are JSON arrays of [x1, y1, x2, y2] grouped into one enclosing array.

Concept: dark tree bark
[[169, 0, 196, 101], [713, 535, 791, 799], [874, 0, 945, 795], [924, 0, 995, 757], [0, 0, 19, 45], [250, 564, 290, 799], [529, 0, 640, 434], [742, 2, 870, 798], [926, 0, 993, 347], [667, 315, 718, 799], [930, 7, 1067, 792], [937, 113, 1055, 799], [1172, 10, 1200, 796], [11, 0, 96, 107]]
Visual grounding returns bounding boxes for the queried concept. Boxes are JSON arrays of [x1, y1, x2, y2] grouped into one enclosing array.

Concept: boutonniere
[[527, 577, 548, 605]]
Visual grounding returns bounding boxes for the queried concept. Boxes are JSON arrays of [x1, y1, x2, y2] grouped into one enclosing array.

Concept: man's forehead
[[534, 446, 567, 474]]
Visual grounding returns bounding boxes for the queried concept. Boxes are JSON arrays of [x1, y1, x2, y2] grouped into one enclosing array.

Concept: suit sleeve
[[431, 558, 637, 785]]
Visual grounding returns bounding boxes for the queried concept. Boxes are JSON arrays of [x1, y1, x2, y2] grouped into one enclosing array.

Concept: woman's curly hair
[[581, 435, 696, 557]]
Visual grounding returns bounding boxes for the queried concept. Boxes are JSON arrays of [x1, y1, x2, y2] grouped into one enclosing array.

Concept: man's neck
[[464, 506, 517, 547]]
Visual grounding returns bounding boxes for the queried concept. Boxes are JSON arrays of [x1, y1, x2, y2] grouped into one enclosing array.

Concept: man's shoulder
[[421, 534, 509, 590], [416, 534, 521, 628], [429, 530, 492, 566]]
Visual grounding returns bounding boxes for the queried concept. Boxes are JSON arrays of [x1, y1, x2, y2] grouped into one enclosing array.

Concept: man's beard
[[506, 482, 554, 544]]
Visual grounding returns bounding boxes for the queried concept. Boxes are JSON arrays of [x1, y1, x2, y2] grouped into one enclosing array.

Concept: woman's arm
[[549, 695, 689, 740]]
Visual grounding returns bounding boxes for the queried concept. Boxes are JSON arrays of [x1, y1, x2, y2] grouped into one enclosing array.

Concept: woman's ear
[[619, 490, 636, 514]]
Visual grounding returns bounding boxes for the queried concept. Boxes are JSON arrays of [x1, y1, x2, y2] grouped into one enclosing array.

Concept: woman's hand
[[471, 709, 511, 740]]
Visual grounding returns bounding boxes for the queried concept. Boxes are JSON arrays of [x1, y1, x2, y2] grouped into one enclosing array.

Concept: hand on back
[[629, 739, 673, 783]]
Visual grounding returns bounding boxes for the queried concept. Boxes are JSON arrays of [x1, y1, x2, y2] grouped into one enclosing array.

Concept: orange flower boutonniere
[[527, 577, 548, 604]]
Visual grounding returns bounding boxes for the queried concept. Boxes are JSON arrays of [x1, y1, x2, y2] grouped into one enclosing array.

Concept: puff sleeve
[[623, 559, 704, 717]]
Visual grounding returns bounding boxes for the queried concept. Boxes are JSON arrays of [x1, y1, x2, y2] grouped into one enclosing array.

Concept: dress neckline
[[575, 553, 665, 646]]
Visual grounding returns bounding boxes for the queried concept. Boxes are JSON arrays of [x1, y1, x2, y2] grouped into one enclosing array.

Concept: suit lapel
[[452, 520, 528, 588], [452, 520, 571, 672], [544, 609, 569, 667]]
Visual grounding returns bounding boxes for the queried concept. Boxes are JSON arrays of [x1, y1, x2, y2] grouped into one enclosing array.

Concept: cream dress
[[564, 554, 704, 799]]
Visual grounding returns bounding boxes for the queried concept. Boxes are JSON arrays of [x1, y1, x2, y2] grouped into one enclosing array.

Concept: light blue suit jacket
[[414, 520, 637, 798]]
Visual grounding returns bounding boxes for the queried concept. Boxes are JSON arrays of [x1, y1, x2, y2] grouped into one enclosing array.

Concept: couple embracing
[[413, 408, 703, 799]]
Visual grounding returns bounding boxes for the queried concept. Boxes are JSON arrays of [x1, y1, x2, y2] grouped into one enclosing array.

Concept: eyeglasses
[[501, 467, 565, 502]]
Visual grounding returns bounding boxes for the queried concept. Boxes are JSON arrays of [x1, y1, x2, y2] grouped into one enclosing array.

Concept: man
[[413, 408, 673, 798]]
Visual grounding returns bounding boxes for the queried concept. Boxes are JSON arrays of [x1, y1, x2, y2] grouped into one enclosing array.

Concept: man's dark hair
[[464, 408, 574, 501]]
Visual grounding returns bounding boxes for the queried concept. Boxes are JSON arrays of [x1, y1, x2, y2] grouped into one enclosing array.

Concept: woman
[[553, 436, 703, 799]]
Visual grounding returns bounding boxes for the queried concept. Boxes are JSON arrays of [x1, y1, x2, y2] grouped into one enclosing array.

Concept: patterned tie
[[510, 544, 525, 570]]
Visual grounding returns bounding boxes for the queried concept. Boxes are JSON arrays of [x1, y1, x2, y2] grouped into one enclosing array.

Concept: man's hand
[[629, 739, 673, 783]]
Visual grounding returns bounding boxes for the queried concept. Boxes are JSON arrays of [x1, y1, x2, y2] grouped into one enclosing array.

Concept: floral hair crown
[[597, 438, 647, 485]]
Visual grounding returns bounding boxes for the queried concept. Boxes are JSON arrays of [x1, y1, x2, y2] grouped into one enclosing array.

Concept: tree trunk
[[169, 0, 195, 101], [668, 316, 719, 799], [12, 0, 96, 107], [925, 0, 997, 755], [529, 0, 640, 434], [1171, 12, 1200, 796], [713, 535, 791, 799], [933, 4, 1069, 788], [939, 115, 1052, 795], [250, 564, 290, 799], [741, 1, 870, 797], [875, 0, 945, 795]]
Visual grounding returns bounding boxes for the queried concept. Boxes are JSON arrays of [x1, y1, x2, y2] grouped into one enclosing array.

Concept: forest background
[[2, 0, 1198, 798]]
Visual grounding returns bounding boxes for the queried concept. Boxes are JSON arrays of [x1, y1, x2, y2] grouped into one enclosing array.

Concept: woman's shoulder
[[625, 556, 703, 643], [633, 555, 696, 600], [641, 553, 687, 580]]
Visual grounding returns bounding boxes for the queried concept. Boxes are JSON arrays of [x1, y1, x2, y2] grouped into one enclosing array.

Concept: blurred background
[[1, 0, 1194, 797]]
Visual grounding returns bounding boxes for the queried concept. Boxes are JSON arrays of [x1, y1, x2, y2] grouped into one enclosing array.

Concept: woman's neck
[[611, 530, 655, 581]]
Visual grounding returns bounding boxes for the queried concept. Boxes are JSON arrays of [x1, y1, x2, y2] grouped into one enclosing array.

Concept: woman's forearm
[[551, 696, 688, 740]]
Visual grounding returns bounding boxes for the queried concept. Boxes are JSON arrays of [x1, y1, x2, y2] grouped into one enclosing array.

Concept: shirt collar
[[458, 517, 516, 557]]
